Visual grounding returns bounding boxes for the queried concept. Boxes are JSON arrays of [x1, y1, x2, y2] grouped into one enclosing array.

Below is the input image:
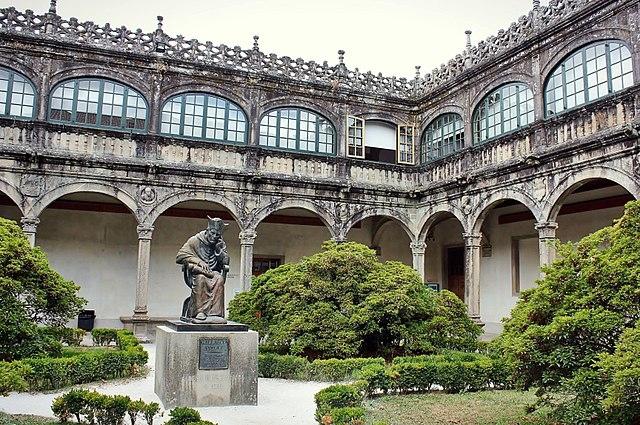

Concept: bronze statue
[[176, 217, 230, 324]]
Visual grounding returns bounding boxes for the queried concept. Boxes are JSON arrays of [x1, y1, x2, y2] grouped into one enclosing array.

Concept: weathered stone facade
[[0, 0, 639, 337]]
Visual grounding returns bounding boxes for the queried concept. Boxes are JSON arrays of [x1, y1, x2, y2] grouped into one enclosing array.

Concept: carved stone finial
[[156, 15, 163, 31], [253, 35, 259, 51], [48, 0, 57, 14], [533, 0, 540, 11], [338, 49, 345, 65], [465, 30, 472, 50], [414, 65, 421, 80]]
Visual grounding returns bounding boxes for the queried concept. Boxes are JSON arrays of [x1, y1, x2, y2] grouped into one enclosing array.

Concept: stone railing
[[0, 0, 594, 99]]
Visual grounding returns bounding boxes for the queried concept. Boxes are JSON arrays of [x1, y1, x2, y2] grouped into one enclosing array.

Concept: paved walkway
[[0, 344, 329, 425]]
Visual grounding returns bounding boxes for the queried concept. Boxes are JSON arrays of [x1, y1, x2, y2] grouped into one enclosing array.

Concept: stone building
[[0, 0, 638, 338]]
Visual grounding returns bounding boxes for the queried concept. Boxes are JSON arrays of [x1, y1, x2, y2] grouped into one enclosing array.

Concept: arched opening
[[149, 200, 240, 321], [346, 216, 412, 266], [549, 178, 634, 241], [0, 191, 22, 222], [419, 211, 465, 299], [472, 199, 540, 335], [36, 192, 139, 328], [253, 207, 334, 275]]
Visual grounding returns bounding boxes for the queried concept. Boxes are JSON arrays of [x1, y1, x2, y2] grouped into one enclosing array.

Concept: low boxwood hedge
[[258, 353, 384, 382], [3, 329, 147, 392]]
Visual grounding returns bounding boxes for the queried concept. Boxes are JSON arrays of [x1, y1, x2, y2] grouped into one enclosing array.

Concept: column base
[[469, 315, 485, 327], [130, 313, 150, 342]]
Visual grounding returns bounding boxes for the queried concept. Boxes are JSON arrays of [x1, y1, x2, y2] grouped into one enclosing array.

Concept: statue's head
[[205, 216, 228, 244]]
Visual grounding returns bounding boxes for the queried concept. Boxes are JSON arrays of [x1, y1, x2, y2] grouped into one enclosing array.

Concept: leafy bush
[[315, 384, 364, 422], [0, 361, 30, 396], [3, 329, 147, 392], [322, 407, 366, 425], [258, 353, 309, 379], [495, 200, 640, 424], [92, 328, 118, 346], [230, 241, 481, 360], [51, 390, 164, 425], [308, 358, 385, 382], [258, 353, 386, 382], [167, 407, 200, 425], [0, 217, 85, 361]]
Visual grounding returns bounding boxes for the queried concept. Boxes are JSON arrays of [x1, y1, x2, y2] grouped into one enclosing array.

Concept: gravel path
[[0, 344, 329, 425]]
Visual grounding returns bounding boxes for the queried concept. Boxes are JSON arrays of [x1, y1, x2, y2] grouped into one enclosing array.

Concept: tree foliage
[[0, 217, 85, 361], [495, 201, 640, 424], [229, 241, 481, 359]]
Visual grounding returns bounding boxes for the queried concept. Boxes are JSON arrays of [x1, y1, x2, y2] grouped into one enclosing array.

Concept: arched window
[[472, 83, 534, 144], [0, 67, 36, 119], [160, 93, 247, 143], [259, 108, 335, 154], [421, 113, 464, 163], [49, 78, 147, 131], [545, 40, 634, 116]]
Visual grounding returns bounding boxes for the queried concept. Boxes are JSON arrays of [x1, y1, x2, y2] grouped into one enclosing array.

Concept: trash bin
[[77, 309, 96, 331]]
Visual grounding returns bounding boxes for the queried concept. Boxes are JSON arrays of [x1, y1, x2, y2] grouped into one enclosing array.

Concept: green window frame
[[259, 108, 336, 155], [49, 78, 148, 132], [160, 93, 248, 144], [421, 113, 464, 163], [545, 40, 634, 117], [0, 67, 36, 119], [472, 83, 534, 144]]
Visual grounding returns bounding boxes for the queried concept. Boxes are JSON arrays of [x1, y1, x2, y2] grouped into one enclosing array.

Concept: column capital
[[331, 234, 347, 244], [410, 240, 427, 254], [20, 216, 40, 232], [535, 221, 558, 238], [136, 225, 154, 240], [463, 232, 482, 247], [239, 229, 257, 245]]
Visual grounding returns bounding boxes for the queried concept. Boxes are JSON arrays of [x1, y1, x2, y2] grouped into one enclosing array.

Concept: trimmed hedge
[[314, 351, 514, 424], [258, 353, 385, 382], [3, 329, 148, 392]]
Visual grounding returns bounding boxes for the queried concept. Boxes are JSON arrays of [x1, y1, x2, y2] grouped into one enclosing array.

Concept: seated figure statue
[[176, 217, 230, 324]]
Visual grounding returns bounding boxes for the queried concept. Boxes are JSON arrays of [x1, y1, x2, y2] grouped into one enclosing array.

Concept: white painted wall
[[364, 121, 396, 150]]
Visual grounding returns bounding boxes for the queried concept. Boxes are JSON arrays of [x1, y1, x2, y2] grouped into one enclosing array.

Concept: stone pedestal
[[154, 321, 258, 408]]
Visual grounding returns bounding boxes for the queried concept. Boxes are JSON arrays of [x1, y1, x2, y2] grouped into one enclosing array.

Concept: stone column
[[239, 229, 257, 292], [410, 241, 427, 282], [535, 221, 558, 270], [463, 233, 482, 323], [20, 217, 39, 247], [132, 225, 154, 340]]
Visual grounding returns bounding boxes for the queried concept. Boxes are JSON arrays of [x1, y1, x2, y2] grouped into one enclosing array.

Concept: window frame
[[346, 115, 365, 159], [472, 82, 534, 145], [544, 40, 635, 117], [159, 92, 249, 145], [397, 124, 415, 165], [48, 77, 148, 133], [259, 107, 336, 156], [0, 67, 37, 120], [420, 113, 465, 163]]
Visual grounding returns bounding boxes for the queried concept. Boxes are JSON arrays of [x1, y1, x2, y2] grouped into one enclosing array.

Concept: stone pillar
[[20, 217, 39, 247], [133, 225, 154, 340], [239, 229, 257, 292], [410, 241, 426, 282], [535, 221, 558, 270], [463, 233, 482, 323]]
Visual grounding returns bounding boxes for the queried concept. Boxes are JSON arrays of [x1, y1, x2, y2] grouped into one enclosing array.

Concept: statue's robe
[[176, 231, 228, 318]]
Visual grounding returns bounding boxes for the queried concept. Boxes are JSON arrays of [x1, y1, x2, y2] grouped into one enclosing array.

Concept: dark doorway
[[446, 246, 465, 301]]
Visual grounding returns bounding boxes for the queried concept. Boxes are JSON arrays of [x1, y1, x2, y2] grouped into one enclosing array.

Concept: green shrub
[[258, 353, 309, 379], [356, 364, 393, 395], [51, 391, 162, 425], [127, 399, 146, 425], [92, 328, 118, 346], [167, 407, 200, 425], [0, 217, 85, 362], [323, 406, 366, 425], [308, 358, 385, 382], [0, 361, 29, 396], [315, 384, 363, 422], [142, 402, 161, 425], [229, 241, 481, 360], [496, 201, 640, 423]]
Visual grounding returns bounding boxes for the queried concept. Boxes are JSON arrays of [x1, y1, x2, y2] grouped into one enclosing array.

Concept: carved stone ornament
[[533, 178, 547, 201], [139, 186, 156, 205], [460, 196, 473, 215], [20, 174, 43, 197]]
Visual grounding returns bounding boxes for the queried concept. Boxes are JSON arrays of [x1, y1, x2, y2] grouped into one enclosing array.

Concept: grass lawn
[[364, 390, 551, 425], [0, 413, 56, 425]]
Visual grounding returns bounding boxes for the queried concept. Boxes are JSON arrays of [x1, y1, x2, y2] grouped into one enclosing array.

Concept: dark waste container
[[78, 309, 96, 331]]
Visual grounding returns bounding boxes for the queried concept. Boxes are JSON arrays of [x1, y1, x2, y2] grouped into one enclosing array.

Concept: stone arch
[[28, 181, 140, 222], [343, 207, 415, 241], [541, 28, 635, 78], [0, 176, 25, 215], [417, 204, 467, 242], [0, 58, 38, 87], [250, 198, 338, 238], [419, 104, 466, 134], [471, 189, 543, 234], [159, 83, 251, 121], [257, 96, 340, 131], [542, 166, 640, 222], [348, 110, 407, 125], [470, 75, 537, 114], [147, 191, 241, 227], [49, 65, 151, 99]]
